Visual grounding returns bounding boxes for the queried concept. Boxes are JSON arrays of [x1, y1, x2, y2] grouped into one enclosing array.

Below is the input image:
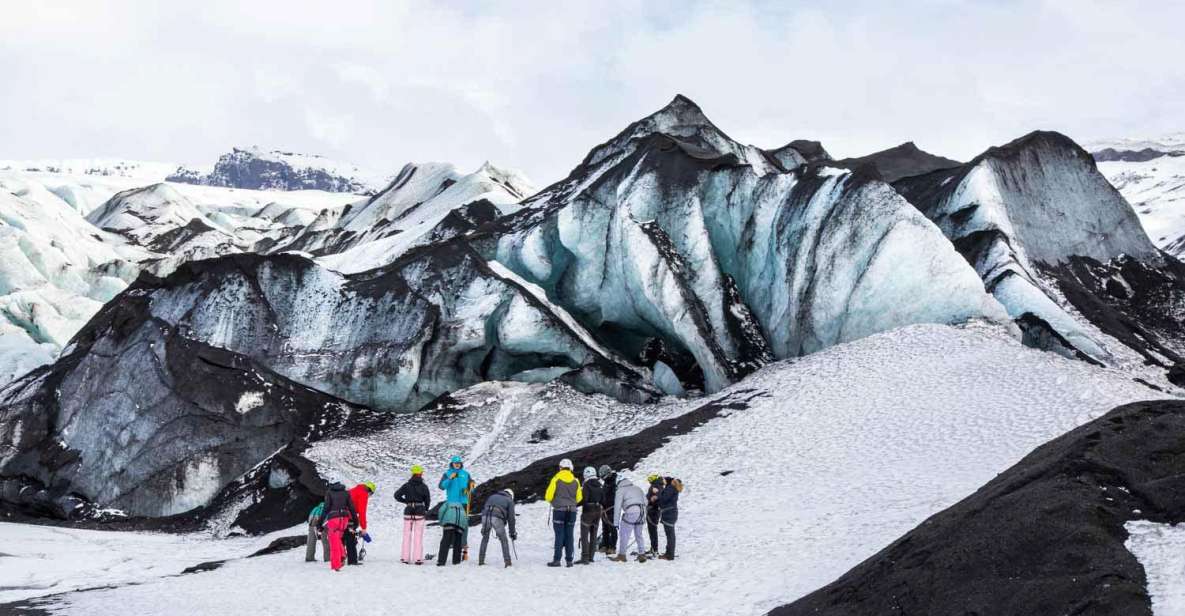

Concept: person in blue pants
[[544, 458, 583, 567]]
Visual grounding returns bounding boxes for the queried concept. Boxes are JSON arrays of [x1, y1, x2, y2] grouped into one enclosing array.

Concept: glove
[[510, 533, 517, 541], [450, 472, 458, 479], [362, 532, 372, 543]]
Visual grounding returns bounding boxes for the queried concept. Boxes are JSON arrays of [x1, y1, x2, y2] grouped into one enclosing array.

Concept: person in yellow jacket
[[545, 458, 582, 567]]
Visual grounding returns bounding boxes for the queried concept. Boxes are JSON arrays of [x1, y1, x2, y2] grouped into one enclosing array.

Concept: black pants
[[662, 522, 676, 558], [600, 509, 617, 551], [580, 507, 601, 562], [647, 508, 660, 553], [344, 529, 359, 565], [438, 527, 463, 565]]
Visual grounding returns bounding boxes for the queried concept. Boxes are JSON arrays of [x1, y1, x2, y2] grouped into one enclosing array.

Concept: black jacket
[[656, 480, 679, 524], [600, 471, 618, 523], [319, 482, 359, 526], [582, 478, 604, 513], [394, 475, 432, 516], [646, 477, 664, 513]]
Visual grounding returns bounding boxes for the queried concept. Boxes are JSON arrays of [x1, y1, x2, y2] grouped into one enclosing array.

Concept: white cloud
[[0, 0, 1181, 184]]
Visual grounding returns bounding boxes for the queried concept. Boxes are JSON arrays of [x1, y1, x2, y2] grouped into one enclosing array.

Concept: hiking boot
[[565, 560, 573, 568], [637, 554, 648, 563], [658, 554, 675, 561], [610, 554, 627, 562], [478, 560, 486, 566], [575, 559, 589, 565], [547, 561, 562, 567], [505, 561, 513, 568]]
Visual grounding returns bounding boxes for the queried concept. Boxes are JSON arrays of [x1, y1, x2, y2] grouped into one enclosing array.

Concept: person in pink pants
[[326, 516, 350, 570], [394, 465, 431, 564], [315, 482, 359, 571]]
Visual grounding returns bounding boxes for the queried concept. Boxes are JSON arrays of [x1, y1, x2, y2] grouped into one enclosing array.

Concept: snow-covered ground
[[1100, 156, 1185, 254], [1125, 521, 1185, 616], [4, 323, 1168, 615]]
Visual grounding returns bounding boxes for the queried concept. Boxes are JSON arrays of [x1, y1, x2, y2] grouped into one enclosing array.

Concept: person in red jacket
[[345, 481, 375, 565]]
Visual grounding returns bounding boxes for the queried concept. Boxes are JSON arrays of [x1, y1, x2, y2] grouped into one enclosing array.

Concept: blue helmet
[[450, 455, 463, 465]]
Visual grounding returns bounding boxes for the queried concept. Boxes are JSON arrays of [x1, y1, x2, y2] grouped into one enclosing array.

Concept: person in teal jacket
[[437, 455, 472, 565], [439, 455, 471, 504]]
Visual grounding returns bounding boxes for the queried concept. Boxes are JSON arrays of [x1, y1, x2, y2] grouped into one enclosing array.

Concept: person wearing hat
[[645, 474, 665, 558], [395, 465, 431, 564], [577, 466, 605, 564], [437, 455, 471, 566], [345, 481, 376, 565], [598, 465, 618, 555], [478, 488, 516, 567], [544, 458, 583, 567]]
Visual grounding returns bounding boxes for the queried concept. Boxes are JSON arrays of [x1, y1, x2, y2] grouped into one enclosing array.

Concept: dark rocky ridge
[[771, 399, 1185, 616], [1092, 147, 1183, 163], [834, 141, 961, 182]]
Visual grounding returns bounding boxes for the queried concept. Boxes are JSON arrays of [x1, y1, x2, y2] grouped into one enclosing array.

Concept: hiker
[[656, 476, 681, 560], [316, 481, 359, 571], [305, 502, 329, 562], [645, 474, 664, 557], [345, 481, 375, 566], [598, 465, 617, 555], [578, 466, 604, 564], [437, 455, 471, 566], [611, 475, 648, 563], [478, 488, 517, 567], [394, 465, 431, 565], [544, 458, 583, 567]]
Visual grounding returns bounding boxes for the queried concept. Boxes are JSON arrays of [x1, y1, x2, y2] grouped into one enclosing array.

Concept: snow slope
[[9, 323, 1164, 615], [307, 161, 536, 273], [1125, 521, 1185, 616], [1099, 155, 1185, 255]]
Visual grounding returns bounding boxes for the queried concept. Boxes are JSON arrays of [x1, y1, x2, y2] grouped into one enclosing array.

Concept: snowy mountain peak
[[166, 147, 388, 194]]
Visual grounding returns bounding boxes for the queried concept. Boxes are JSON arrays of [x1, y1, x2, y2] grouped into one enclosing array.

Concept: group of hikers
[[306, 454, 682, 572]]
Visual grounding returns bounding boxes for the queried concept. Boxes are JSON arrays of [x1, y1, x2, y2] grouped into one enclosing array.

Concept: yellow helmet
[[363, 481, 377, 493]]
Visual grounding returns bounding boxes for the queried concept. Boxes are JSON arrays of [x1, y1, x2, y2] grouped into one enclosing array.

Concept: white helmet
[[504, 488, 515, 501], [559, 458, 574, 470]]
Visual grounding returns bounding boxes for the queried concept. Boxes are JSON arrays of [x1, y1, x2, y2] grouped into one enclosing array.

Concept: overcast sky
[[2, 0, 1182, 184]]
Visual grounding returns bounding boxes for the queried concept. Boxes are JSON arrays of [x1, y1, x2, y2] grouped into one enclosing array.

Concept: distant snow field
[[6, 323, 1166, 615]]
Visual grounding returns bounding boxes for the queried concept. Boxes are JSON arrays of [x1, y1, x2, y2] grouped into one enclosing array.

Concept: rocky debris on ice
[[0, 285, 377, 522], [894, 130, 1185, 386], [496, 95, 1007, 392]]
